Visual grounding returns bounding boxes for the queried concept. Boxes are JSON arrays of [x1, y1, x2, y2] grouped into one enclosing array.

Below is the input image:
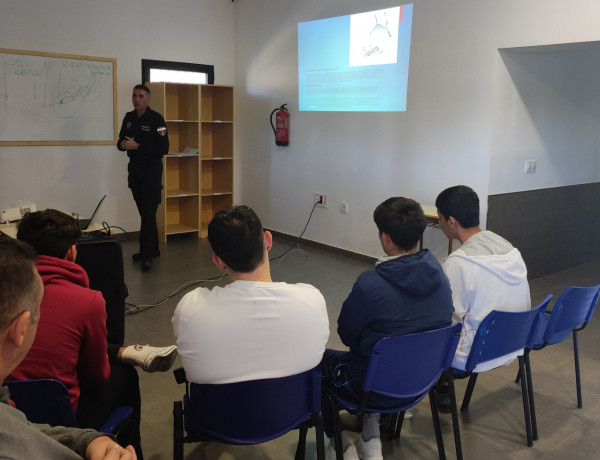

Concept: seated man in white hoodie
[[435, 185, 531, 382]]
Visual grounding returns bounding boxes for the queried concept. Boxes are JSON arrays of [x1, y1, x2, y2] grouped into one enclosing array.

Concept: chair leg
[[460, 374, 478, 411], [295, 425, 308, 460], [515, 368, 521, 384], [315, 414, 325, 460], [328, 393, 344, 460], [518, 356, 534, 447], [429, 389, 446, 460], [173, 401, 184, 460], [392, 412, 405, 440], [524, 351, 538, 441], [447, 373, 463, 460], [573, 330, 583, 408]]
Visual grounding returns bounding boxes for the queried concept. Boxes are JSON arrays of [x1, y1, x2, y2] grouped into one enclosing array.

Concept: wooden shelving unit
[[146, 83, 234, 242]]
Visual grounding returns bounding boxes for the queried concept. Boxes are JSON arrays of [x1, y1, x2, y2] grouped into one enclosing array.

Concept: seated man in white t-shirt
[[172, 205, 330, 385]]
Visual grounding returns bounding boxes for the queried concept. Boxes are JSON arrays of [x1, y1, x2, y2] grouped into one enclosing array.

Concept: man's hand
[[86, 436, 137, 460], [120, 136, 139, 150]]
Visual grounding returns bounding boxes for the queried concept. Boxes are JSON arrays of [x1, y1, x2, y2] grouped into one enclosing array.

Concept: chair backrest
[[362, 323, 462, 400], [543, 285, 600, 346], [184, 365, 320, 444], [76, 240, 127, 345], [464, 296, 552, 373], [4, 379, 78, 427]]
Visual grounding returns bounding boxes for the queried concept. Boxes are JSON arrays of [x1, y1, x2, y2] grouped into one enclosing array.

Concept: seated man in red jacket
[[9, 209, 177, 460], [0, 237, 137, 460]]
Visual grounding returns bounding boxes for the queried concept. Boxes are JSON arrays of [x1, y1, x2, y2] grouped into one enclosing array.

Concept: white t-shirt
[[172, 280, 330, 384]]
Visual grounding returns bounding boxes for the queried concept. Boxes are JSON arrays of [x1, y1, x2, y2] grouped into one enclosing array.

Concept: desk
[[0, 220, 103, 239], [0, 222, 18, 238], [420, 204, 453, 255]]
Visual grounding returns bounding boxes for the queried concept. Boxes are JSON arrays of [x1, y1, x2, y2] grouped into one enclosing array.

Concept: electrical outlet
[[340, 202, 349, 213], [524, 160, 537, 174], [314, 192, 328, 208]]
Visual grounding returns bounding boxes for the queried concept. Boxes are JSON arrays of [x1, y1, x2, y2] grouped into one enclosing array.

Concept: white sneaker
[[121, 344, 178, 373], [356, 436, 383, 460], [326, 441, 359, 460]]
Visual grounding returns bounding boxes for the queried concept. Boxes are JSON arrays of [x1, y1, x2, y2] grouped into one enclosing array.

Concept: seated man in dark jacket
[[321, 197, 454, 460]]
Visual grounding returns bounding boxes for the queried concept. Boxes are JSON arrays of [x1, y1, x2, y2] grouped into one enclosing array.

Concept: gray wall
[[488, 183, 600, 279]]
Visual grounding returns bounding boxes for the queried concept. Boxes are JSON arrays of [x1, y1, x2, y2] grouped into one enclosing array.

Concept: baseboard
[[267, 229, 377, 265]]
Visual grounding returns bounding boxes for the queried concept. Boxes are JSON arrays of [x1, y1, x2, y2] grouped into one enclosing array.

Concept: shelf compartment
[[166, 121, 199, 153], [200, 122, 233, 158], [200, 194, 233, 238], [201, 85, 233, 122], [165, 195, 200, 237], [165, 84, 199, 121], [165, 155, 199, 196], [201, 159, 232, 194]]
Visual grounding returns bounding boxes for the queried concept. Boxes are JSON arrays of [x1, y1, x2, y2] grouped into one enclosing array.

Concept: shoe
[[141, 259, 152, 271], [434, 387, 452, 413], [356, 436, 383, 460], [326, 440, 359, 460], [132, 250, 160, 261], [121, 345, 178, 373]]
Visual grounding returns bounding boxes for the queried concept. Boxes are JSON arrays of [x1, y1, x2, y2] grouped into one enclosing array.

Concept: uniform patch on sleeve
[[157, 126, 167, 136]]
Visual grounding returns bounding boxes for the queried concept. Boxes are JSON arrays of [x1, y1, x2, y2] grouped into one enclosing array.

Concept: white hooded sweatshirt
[[443, 230, 531, 372]]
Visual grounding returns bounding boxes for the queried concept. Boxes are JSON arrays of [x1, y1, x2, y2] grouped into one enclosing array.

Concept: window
[[141, 59, 215, 85]]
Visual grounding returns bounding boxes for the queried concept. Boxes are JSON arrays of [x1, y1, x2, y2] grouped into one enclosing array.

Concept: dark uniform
[[117, 107, 169, 261]]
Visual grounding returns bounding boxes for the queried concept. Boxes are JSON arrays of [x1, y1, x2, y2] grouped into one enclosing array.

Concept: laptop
[[76, 195, 106, 230]]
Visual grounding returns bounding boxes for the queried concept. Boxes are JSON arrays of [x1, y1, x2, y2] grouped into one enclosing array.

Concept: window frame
[[141, 59, 215, 85]]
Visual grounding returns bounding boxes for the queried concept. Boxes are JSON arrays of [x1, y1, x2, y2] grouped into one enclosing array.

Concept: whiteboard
[[0, 49, 117, 145]]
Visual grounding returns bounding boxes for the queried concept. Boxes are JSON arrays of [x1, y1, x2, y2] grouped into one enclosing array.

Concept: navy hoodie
[[337, 249, 454, 382]]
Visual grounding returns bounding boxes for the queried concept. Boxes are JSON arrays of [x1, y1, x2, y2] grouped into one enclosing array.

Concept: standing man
[[435, 185, 531, 373], [321, 197, 454, 460], [0, 237, 137, 460], [117, 84, 169, 271]]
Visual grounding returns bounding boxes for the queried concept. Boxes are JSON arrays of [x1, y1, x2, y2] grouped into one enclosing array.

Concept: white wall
[[234, 0, 600, 259], [3, 0, 600, 259], [0, 0, 235, 231], [490, 43, 600, 194]]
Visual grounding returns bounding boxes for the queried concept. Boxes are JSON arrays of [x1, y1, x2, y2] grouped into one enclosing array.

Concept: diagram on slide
[[349, 7, 400, 67]]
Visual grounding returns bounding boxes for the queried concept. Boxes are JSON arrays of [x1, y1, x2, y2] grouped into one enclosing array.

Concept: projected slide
[[298, 4, 413, 112]]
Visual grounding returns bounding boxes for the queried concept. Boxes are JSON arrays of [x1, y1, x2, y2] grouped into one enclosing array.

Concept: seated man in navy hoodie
[[321, 197, 454, 460]]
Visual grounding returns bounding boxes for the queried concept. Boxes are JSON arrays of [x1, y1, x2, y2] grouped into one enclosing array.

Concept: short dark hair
[[373, 197, 427, 251], [134, 84, 151, 95], [17, 209, 82, 259], [435, 185, 480, 228], [207, 205, 265, 273], [0, 237, 40, 331]]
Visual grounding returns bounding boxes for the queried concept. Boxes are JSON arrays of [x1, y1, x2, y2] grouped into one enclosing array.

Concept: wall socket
[[525, 160, 537, 174], [314, 192, 328, 208], [340, 202, 349, 213]]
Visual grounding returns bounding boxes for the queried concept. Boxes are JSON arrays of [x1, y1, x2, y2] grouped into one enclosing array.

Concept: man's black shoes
[[141, 259, 152, 272], [132, 251, 160, 261]]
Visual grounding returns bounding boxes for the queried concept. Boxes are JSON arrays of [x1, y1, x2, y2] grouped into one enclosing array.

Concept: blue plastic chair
[[172, 365, 325, 460], [451, 295, 553, 448], [524, 285, 600, 410], [4, 378, 133, 434], [324, 323, 462, 460]]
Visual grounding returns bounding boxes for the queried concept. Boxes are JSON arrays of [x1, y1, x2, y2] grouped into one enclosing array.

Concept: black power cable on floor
[[125, 200, 320, 314]]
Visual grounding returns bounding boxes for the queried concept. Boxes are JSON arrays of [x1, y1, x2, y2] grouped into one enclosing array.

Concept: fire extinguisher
[[270, 104, 289, 146]]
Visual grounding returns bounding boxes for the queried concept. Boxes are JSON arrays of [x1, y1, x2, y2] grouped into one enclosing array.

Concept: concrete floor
[[115, 233, 600, 460]]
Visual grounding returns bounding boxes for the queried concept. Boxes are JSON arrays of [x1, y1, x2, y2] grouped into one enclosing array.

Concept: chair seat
[[3, 378, 133, 436], [173, 365, 324, 460], [325, 323, 463, 460]]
